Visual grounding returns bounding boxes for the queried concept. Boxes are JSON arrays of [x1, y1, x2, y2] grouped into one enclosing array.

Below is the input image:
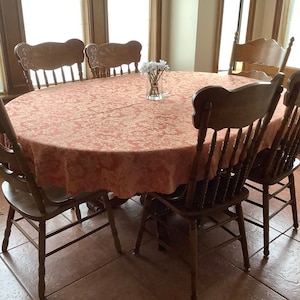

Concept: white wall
[[163, 0, 199, 71], [162, 0, 225, 72], [194, 0, 219, 72], [252, 0, 276, 39], [162, 0, 276, 72]]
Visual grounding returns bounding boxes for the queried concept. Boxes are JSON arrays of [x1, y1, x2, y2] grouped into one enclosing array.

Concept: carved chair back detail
[[15, 39, 85, 90], [229, 32, 294, 81], [85, 40, 142, 78]]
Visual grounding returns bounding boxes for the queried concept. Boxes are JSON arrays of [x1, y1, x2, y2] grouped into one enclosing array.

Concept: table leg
[[141, 195, 170, 250]]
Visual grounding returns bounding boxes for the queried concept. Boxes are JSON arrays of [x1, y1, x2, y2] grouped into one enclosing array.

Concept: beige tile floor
[[0, 167, 300, 300]]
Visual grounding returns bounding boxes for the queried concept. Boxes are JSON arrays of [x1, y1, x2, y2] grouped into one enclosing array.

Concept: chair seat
[[2, 181, 103, 220], [248, 149, 300, 184], [153, 186, 249, 219]]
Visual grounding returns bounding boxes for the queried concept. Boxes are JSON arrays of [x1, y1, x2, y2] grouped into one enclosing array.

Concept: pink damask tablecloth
[[5, 71, 284, 198]]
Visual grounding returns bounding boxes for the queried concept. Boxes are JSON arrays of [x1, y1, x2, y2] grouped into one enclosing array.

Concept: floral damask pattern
[[6, 72, 284, 198]]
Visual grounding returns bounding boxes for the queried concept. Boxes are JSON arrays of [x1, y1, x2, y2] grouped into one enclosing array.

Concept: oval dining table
[[5, 71, 284, 199]]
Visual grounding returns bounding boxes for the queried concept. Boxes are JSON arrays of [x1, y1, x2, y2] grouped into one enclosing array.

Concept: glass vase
[[146, 74, 163, 101]]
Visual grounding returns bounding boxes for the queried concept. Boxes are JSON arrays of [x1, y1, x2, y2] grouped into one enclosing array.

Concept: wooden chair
[[0, 100, 121, 299], [15, 39, 85, 91], [84, 40, 142, 209], [244, 70, 300, 257], [85, 40, 142, 78], [229, 32, 294, 81], [134, 73, 284, 300]]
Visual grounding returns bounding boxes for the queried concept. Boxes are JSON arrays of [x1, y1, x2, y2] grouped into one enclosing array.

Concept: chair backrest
[[85, 40, 142, 78], [0, 99, 46, 213], [229, 32, 294, 81], [185, 73, 284, 208], [15, 39, 85, 90], [258, 70, 300, 177]]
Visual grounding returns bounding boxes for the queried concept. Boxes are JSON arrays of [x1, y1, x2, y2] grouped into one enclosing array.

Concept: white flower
[[139, 60, 170, 75], [140, 60, 170, 99]]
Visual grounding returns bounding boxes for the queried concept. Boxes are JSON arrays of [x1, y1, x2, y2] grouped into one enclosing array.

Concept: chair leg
[[288, 174, 299, 229], [74, 205, 82, 221], [38, 221, 46, 300], [153, 200, 170, 251], [133, 193, 150, 255], [102, 194, 122, 253], [189, 219, 198, 300], [262, 184, 270, 257], [236, 203, 250, 270], [2, 206, 15, 252]]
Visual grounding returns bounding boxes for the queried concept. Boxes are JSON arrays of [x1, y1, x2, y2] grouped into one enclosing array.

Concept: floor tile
[[0, 166, 300, 299], [47, 259, 157, 300], [0, 257, 32, 300], [1, 227, 115, 299], [250, 233, 300, 300]]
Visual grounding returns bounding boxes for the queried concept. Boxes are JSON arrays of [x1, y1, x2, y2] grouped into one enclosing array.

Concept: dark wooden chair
[[85, 40, 142, 78], [244, 70, 300, 256], [229, 32, 294, 81], [0, 99, 121, 299], [134, 73, 284, 300], [15, 39, 85, 91]]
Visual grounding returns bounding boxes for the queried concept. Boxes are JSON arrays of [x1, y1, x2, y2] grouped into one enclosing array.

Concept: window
[[20, 0, 85, 86], [107, 0, 149, 64], [218, 0, 250, 72], [284, 0, 300, 67], [21, 0, 83, 44], [20, 0, 149, 83]]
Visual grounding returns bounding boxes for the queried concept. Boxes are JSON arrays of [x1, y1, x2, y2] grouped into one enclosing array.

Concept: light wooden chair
[[15, 39, 85, 91], [134, 73, 284, 300], [0, 99, 121, 299], [85, 40, 142, 78], [244, 70, 300, 257], [84, 40, 142, 210], [229, 32, 294, 81]]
